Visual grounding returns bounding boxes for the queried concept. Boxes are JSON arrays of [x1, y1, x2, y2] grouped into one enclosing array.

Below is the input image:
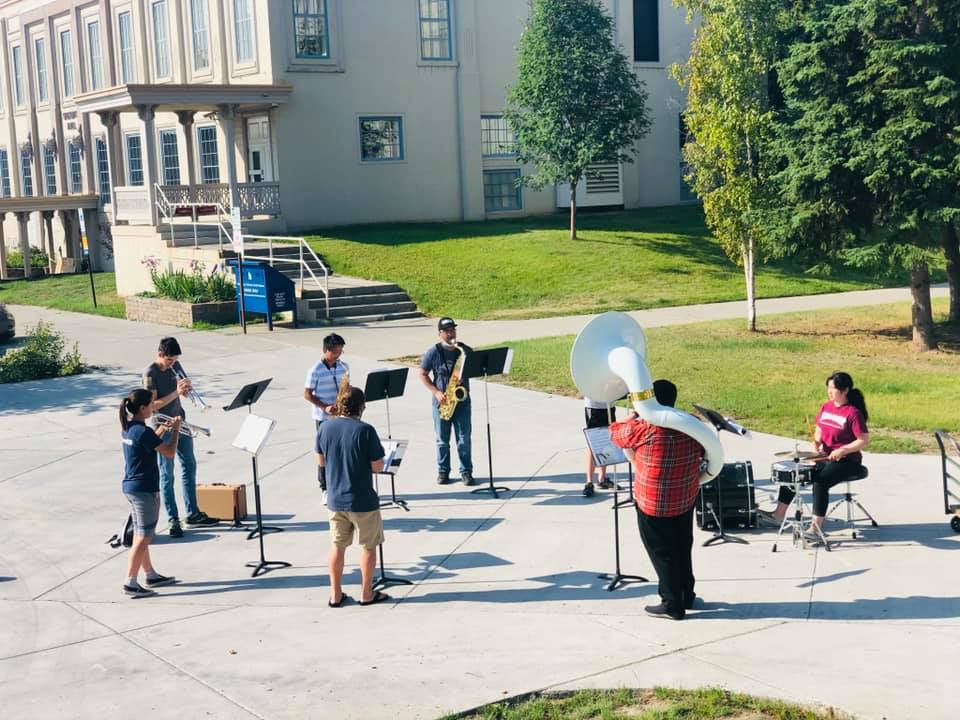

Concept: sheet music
[[380, 439, 407, 475], [231, 415, 276, 456], [583, 427, 627, 468]]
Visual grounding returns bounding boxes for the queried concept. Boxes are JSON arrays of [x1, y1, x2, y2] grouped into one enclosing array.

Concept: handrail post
[[299, 240, 304, 290]]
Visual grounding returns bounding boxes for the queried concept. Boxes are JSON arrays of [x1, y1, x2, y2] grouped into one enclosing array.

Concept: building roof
[[72, 83, 294, 114]]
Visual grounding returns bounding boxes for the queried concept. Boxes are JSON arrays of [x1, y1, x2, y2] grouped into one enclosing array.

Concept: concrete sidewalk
[[0, 302, 956, 719]]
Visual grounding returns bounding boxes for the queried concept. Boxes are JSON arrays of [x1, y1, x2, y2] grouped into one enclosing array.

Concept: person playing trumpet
[[419, 317, 474, 486], [142, 337, 217, 538]]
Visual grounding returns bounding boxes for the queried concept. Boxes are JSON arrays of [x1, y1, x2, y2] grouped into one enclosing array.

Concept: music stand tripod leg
[[244, 457, 290, 577], [470, 374, 509, 498], [597, 484, 648, 591], [372, 543, 413, 591]]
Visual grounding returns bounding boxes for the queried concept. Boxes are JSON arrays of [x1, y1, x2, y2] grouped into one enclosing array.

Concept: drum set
[[769, 447, 830, 552]]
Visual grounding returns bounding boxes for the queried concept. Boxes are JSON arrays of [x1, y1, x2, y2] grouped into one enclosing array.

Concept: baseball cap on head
[[437, 317, 457, 331]]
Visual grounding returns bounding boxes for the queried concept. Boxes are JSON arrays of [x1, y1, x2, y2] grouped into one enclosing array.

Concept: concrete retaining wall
[[125, 296, 237, 327]]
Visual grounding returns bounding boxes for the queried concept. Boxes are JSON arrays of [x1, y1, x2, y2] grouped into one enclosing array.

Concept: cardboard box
[[197, 483, 247, 522]]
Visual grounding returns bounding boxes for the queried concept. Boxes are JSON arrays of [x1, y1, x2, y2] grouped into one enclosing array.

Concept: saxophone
[[330, 370, 351, 417], [438, 343, 469, 421]]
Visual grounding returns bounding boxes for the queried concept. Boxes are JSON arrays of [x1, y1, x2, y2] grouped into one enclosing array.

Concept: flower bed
[[125, 295, 237, 327]]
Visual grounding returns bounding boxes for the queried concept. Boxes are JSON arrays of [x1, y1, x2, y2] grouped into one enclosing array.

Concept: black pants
[[635, 505, 695, 615], [777, 456, 861, 516]]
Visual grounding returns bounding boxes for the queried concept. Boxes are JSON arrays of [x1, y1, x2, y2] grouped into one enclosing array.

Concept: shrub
[[6, 247, 50, 269], [141, 257, 235, 303], [0, 321, 84, 383]]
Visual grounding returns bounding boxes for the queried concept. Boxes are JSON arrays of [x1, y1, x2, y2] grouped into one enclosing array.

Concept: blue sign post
[[227, 260, 298, 331]]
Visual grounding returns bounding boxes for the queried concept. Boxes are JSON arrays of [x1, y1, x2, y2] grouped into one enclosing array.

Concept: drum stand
[[702, 490, 748, 547], [772, 462, 831, 552], [598, 464, 648, 591]]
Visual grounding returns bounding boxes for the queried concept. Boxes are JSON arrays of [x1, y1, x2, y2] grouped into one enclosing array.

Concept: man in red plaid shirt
[[609, 379, 704, 620]]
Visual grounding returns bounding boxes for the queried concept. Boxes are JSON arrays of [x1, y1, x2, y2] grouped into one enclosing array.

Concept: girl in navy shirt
[[120, 388, 181, 598]]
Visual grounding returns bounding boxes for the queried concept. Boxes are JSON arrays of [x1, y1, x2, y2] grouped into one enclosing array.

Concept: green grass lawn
[[0, 272, 125, 319], [490, 298, 960, 454], [307, 206, 910, 320], [443, 687, 850, 719]]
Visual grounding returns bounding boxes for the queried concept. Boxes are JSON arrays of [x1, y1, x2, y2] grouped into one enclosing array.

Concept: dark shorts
[[585, 407, 616, 429]]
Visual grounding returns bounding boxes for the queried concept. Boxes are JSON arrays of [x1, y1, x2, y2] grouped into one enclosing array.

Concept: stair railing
[[154, 184, 234, 249], [242, 234, 330, 320]]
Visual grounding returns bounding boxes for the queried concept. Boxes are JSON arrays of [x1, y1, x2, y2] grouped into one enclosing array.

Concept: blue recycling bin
[[227, 260, 298, 331]]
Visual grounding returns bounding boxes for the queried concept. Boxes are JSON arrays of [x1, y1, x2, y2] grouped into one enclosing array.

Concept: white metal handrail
[[242, 234, 330, 320], [154, 183, 232, 249]]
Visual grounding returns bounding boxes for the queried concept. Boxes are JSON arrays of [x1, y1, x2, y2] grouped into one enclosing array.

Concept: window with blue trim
[[69, 142, 82, 193], [43, 146, 56, 195], [0, 149, 11, 198], [197, 126, 220, 183], [126, 134, 144, 186], [293, 0, 329, 58], [419, 0, 452, 61], [20, 149, 33, 197], [159, 129, 181, 185], [359, 117, 404, 162], [95, 137, 110, 202], [481, 115, 516, 157], [483, 169, 522, 212]]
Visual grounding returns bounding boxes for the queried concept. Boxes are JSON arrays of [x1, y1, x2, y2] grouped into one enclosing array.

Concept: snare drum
[[770, 460, 815, 486]]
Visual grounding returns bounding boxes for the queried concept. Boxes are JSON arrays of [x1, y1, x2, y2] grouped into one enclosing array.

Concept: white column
[[138, 104, 159, 224], [16, 211, 30, 278], [177, 110, 197, 193], [218, 104, 240, 212], [97, 111, 121, 209]]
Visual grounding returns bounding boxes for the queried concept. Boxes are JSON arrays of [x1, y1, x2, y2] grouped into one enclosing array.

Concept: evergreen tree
[[505, 0, 650, 240]]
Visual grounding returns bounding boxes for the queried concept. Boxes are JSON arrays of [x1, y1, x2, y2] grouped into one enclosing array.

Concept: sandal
[[328, 593, 351, 608], [359, 591, 391, 606]]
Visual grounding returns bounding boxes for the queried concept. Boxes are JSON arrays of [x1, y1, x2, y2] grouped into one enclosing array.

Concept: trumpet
[[172, 361, 209, 412], [156, 412, 211, 438]]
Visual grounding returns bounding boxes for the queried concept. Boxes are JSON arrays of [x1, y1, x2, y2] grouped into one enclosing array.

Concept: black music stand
[[364, 368, 410, 511], [372, 440, 414, 591], [224, 380, 283, 540], [461, 347, 511, 499], [693, 403, 751, 547], [585, 424, 649, 591]]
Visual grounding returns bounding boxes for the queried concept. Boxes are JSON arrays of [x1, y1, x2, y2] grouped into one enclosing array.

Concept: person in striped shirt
[[304, 333, 349, 493]]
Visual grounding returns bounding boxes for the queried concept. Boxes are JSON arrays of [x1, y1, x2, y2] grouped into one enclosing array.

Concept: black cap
[[437, 317, 457, 331]]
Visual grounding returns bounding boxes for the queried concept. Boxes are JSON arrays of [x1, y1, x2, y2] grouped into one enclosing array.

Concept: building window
[[20, 149, 33, 197], [633, 0, 659, 62], [35, 38, 49, 102], [118, 11, 135, 83], [418, 0, 452, 61], [60, 30, 74, 98], [359, 117, 404, 162], [126, 133, 144, 186], [95, 137, 110, 201], [87, 20, 104, 90], [197, 125, 220, 183], [233, 0, 254, 63], [293, 0, 329, 59], [190, 0, 210, 71], [152, 1, 171, 79], [481, 115, 516, 157], [43, 145, 56, 195], [159, 129, 180, 185], [483, 169, 522, 212], [69, 142, 82, 193], [12, 46, 24, 106], [0, 149, 10, 197]]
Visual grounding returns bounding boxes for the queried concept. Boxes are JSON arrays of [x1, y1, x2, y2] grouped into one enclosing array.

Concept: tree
[[673, 0, 785, 331], [505, 0, 650, 240], [776, 0, 960, 351]]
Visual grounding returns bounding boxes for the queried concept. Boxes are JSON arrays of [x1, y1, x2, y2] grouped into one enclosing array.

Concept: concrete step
[[325, 301, 418, 318], [311, 310, 424, 325], [307, 291, 412, 310]]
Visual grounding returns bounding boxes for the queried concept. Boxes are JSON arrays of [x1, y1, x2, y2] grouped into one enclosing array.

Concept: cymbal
[[774, 449, 821, 459]]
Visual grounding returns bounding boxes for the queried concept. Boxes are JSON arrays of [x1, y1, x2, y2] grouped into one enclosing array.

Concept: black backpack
[[106, 514, 134, 549]]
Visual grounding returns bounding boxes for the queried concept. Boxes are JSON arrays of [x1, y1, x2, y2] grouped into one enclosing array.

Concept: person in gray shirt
[[142, 337, 217, 537]]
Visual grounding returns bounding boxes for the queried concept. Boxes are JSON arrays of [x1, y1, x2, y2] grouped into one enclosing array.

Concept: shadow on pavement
[[692, 595, 960, 621]]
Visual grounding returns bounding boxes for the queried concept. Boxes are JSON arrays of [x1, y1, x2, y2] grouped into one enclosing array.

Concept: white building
[[0, 0, 695, 292]]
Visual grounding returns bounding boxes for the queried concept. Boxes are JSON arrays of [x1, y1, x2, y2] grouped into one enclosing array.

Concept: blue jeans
[[157, 430, 198, 521], [432, 401, 472, 474]]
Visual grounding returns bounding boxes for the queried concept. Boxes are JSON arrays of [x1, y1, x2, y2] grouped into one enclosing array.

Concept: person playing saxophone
[[304, 333, 349, 496], [419, 317, 474, 486]]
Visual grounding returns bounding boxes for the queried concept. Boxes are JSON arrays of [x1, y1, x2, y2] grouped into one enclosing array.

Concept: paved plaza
[[1, 301, 956, 719]]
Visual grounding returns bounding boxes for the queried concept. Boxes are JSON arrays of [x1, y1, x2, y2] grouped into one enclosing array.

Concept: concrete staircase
[[157, 222, 227, 247]]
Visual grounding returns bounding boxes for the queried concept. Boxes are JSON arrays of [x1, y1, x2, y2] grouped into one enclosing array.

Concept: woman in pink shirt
[[758, 372, 870, 542]]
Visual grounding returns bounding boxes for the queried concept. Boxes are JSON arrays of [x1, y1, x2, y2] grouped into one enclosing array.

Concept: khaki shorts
[[329, 510, 384, 549]]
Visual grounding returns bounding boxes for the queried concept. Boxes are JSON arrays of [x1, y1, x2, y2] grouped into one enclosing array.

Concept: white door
[[246, 116, 273, 183]]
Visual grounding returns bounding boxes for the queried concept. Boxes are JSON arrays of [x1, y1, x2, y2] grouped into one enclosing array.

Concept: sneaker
[[644, 602, 684, 620], [461, 471, 475, 486], [185, 511, 218, 527], [804, 529, 826, 545], [168, 520, 184, 538], [756, 509, 784, 528], [597, 479, 616, 490], [685, 593, 699, 610], [582, 482, 595, 498], [123, 583, 157, 599], [436, 471, 450, 485], [144, 574, 177, 588]]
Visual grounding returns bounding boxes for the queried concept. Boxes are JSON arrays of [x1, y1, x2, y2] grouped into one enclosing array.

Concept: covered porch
[[73, 83, 292, 227]]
